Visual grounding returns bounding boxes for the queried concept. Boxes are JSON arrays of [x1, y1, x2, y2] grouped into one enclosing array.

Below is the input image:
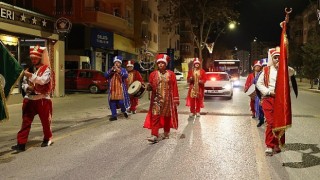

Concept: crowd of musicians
[[10, 44, 295, 158]]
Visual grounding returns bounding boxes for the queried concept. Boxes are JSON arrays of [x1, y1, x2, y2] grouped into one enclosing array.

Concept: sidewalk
[[296, 78, 320, 94]]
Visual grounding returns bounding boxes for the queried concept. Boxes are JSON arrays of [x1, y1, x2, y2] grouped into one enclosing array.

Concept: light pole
[[139, 37, 154, 99]]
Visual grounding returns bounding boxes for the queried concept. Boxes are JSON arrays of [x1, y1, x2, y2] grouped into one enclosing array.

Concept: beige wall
[[53, 40, 65, 97], [114, 34, 137, 55]]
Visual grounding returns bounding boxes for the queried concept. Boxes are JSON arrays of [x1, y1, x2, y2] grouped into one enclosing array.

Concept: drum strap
[[263, 66, 270, 88]]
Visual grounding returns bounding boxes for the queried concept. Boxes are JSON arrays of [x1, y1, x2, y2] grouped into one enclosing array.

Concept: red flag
[[273, 21, 292, 145]]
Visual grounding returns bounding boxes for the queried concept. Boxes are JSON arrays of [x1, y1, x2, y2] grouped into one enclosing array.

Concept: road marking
[[251, 120, 272, 180]]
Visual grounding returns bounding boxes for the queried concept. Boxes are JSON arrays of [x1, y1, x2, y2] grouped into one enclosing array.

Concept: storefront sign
[[0, 3, 54, 32], [55, 17, 72, 34], [91, 29, 113, 49]]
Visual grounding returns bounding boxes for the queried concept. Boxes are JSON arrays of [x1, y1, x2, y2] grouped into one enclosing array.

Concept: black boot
[[109, 117, 117, 121], [123, 112, 128, 118], [11, 144, 26, 152]]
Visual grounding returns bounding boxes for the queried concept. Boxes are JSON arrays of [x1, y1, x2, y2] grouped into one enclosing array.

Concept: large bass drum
[[128, 81, 146, 99], [245, 84, 257, 99]]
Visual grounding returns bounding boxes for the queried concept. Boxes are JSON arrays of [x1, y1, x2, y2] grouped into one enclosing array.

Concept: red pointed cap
[[156, 54, 170, 65], [126, 60, 135, 67], [193, 58, 201, 65]]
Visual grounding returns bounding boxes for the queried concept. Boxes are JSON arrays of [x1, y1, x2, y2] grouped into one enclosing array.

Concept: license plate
[[208, 90, 219, 93]]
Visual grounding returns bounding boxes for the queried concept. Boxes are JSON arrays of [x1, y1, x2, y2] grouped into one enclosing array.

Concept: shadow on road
[[283, 143, 320, 168]]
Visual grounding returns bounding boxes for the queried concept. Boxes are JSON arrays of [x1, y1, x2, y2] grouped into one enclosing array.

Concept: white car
[[204, 72, 233, 99], [175, 72, 184, 81]]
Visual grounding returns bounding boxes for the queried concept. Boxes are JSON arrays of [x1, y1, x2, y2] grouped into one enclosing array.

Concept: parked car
[[204, 72, 233, 99], [65, 69, 108, 94], [175, 72, 184, 81]]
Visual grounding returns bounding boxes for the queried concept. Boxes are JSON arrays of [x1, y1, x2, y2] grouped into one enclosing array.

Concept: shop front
[[0, 2, 65, 104], [90, 28, 114, 72]]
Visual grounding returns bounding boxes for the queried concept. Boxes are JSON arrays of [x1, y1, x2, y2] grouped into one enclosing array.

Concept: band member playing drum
[[125, 60, 143, 114], [186, 58, 206, 117], [244, 60, 262, 118], [143, 54, 179, 143], [104, 56, 130, 121]]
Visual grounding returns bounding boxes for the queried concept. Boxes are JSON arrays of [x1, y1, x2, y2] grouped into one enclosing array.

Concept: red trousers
[[17, 98, 53, 144], [189, 98, 201, 114], [129, 96, 138, 111], [151, 116, 171, 137], [262, 97, 285, 148], [250, 98, 255, 116]]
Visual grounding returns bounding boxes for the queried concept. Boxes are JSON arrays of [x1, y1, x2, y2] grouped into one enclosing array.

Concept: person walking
[[143, 54, 179, 143], [186, 58, 206, 117], [11, 45, 54, 152], [125, 60, 143, 114], [244, 60, 262, 118], [104, 56, 130, 121], [256, 47, 295, 156]]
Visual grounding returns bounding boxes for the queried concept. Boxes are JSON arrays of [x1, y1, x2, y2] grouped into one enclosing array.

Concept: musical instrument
[[245, 84, 257, 99], [128, 81, 146, 98]]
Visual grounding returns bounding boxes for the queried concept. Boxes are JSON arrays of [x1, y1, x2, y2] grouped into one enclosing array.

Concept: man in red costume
[[125, 60, 143, 114], [186, 58, 206, 117], [12, 45, 54, 152], [144, 54, 179, 143], [256, 47, 295, 156], [244, 60, 262, 118]]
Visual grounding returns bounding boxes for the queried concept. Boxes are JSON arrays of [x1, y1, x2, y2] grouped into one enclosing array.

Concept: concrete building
[[35, 0, 136, 72]]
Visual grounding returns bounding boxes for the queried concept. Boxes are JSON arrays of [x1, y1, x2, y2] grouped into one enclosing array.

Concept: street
[[0, 79, 319, 180]]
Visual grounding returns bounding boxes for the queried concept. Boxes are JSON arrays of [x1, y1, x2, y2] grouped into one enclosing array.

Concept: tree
[[288, 42, 303, 80], [301, 42, 320, 89], [161, 0, 239, 68]]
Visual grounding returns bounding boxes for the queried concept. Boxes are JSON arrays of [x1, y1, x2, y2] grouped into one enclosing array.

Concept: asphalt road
[[0, 79, 319, 180]]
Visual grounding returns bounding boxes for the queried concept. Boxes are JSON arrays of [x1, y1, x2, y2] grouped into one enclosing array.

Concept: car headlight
[[223, 84, 232, 90], [233, 80, 240, 86]]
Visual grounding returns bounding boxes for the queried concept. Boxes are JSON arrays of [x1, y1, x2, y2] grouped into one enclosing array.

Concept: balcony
[[74, 7, 134, 38]]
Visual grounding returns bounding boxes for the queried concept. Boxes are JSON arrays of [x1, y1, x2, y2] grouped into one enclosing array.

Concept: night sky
[[221, 0, 315, 50]]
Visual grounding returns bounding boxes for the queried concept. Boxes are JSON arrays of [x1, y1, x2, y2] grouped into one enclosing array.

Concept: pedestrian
[[143, 54, 179, 143], [244, 60, 262, 118], [256, 47, 295, 156], [11, 45, 54, 152], [104, 56, 130, 121], [253, 60, 265, 127], [186, 58, 206, 117], [125, 60, 144, 114]]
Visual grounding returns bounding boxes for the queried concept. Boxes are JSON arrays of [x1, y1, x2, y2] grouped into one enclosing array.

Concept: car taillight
[[210, 77, 216, 81]]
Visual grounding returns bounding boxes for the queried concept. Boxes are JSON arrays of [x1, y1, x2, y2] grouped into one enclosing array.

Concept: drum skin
[[245, 84, 256, 99], [128, 81, 146, 98]]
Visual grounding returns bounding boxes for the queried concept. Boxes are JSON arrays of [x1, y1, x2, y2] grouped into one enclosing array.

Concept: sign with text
[[91, 29, 113, 49]]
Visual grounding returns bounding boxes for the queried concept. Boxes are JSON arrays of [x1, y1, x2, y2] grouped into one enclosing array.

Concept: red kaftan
[[144, 70, 179, 130]]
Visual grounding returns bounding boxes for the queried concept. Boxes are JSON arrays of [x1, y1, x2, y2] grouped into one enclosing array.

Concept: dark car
[[65, 69, 108, 94]]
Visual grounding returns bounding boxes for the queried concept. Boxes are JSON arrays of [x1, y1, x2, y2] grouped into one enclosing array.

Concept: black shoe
[[257, 122, 264, 127], [109, 117, 117, 121], [41, 140, 53, 147], [11, 144, 26, 152], [123, 112, 128, 118]]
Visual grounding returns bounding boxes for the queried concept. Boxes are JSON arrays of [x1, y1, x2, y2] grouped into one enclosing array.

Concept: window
[[56, 0, 64, 15], [148, 31, 152, 41], [153, 13, 158, 22], [113, 7, 120, 17], [153, 34, 157, 43]]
